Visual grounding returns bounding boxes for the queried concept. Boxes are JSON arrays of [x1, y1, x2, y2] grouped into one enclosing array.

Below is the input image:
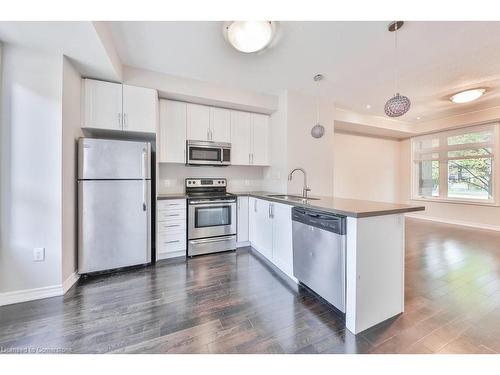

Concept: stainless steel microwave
[[186, 140, 231, 166]]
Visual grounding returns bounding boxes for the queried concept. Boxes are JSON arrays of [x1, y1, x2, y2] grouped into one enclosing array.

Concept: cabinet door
[[237, 196, 249, 243], [230, 110, 252, 165], [122, 85, 158, 133], [248, 197, 257, 245], [210, 107, 231, 143], [251, 113, 269, 166], [271, 202, 293, 278], [254, 199, 273, 260], [82, 79, 122, 130], [158, 100, 187, 163], [186, 103, 210, 141]]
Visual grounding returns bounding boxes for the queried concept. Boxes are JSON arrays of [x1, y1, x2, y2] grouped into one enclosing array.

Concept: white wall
[[0, 45, 63, 292], [286, 91, 335, 197], [61, 57, 82, 282], [123, 65, 278, 114], [158, 164, 266, 194], [334, 132, 402, 203]]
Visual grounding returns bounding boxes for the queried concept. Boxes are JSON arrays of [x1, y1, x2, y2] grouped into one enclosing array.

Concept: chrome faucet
[[288, 168, 311, 198]]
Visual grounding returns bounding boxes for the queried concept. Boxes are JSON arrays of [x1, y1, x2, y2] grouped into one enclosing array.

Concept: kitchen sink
[[266, 194, 320, 201]]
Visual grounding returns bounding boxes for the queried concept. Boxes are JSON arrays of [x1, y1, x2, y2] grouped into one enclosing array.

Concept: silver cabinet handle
[[123, 113, 128, 129], [163, 224, 181, 228], [164, 240, 180, 244], [118, 113, 122, 128], [254, 199, 257, 212], [249, 153, 251, 165], [251, 153, 254, 164], [270, 203, 274, 218], [207, 129, 210, 141]]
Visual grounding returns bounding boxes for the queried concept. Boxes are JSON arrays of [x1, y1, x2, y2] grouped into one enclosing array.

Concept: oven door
[[188, 200, 236, 239]]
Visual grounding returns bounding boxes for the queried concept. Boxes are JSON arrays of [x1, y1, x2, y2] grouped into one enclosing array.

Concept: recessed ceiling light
[[450, 88, 486, 104], [366, 104, 372, 109], [224, 21, 276, 53], [416, 116, 421, 120]]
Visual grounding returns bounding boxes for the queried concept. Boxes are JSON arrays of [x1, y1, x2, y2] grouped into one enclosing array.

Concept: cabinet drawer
[[157, 232, 186, 252], [157, 199, 186, 211], [157, 209, 186, 222], [157, 221, 186, 234]]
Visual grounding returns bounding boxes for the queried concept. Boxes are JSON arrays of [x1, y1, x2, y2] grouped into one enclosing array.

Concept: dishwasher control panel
[[291, 207, 346, 234]]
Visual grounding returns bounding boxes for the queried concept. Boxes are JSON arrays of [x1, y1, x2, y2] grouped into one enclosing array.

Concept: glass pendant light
[[384, 21, 411, 117], [311, 74, 325, 138]]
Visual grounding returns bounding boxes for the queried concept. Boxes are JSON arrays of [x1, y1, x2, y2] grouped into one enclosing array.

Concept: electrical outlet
[[33, 247, 45, 262], [245, 180, 250, 186]]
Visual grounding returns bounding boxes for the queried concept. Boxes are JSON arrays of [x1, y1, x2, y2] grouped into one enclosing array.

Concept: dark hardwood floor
[[1, 218, 500, 354]]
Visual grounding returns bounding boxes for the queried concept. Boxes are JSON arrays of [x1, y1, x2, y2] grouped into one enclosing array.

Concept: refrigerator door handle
[[142, 150, 147, 211]]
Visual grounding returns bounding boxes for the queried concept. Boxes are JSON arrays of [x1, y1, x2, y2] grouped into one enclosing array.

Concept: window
[[412, 123, 499, 204]]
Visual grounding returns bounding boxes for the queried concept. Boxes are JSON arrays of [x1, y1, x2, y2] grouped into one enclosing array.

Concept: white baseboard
[[0, 284, 63, 307], [236, 241, 250, 248], [0, 271, 80, 307], [62, 271, 80, 293], [405, 213, 500, 232]]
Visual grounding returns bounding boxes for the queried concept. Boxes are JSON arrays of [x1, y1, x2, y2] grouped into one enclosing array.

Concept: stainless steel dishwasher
[[292, 207, 346, 313]]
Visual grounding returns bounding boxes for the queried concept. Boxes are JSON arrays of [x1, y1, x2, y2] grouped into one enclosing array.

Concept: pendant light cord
[[316, 80, 320, 124], [394, 23, 398, 95]]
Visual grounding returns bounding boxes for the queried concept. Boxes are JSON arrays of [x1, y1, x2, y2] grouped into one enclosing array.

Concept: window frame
[[411, 122, 500, 206]]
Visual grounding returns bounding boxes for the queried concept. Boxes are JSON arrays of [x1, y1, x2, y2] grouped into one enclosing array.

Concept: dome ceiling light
[[384, 21, 411, 117], [224, 21, 277, 53], [450, 88, 486, 104]]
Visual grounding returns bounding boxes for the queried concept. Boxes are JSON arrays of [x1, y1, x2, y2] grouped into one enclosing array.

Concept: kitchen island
[[233, 192, 425, 334]]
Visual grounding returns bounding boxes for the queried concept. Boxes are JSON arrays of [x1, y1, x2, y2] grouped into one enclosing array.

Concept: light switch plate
[[33, 247, 45, 262]]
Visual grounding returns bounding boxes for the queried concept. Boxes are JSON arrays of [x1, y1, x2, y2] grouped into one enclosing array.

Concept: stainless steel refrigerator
[[78, 138, 151, 274]]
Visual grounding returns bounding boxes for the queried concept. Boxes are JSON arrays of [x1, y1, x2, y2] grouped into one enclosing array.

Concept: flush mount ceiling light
[[450, 88, 486, 104], [224, 21, 276, 53], [384, 21, 411, 117]]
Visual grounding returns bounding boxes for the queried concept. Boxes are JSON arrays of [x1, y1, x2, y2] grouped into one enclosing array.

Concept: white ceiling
[[108, 21, 500, 123], [0, 21, 121, 81]]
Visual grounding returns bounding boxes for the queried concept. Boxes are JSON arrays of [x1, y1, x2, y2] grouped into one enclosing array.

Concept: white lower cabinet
[[271, 202, 294, 278], [237, 196, 249, 243], [156, 199, 186, 260], [248, 198, 294, 280]]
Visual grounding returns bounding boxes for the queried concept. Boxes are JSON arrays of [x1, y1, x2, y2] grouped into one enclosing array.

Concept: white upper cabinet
[[230, 110, 252, 165], [82, 79, 157, 134], [230, 110, 269, 166], [186, 103, 210, 141], [82, 79, 123, 130], [158, 100, 187, 163], [210, 107, 231, 143], [122, 85, 158, 133], [251, 113, 269, 166], [186, 104, 231, 142]]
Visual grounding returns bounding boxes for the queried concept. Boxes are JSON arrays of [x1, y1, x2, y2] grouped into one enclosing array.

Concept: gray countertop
[[231, 191, 425, 218], [157, 194, 187, 200]]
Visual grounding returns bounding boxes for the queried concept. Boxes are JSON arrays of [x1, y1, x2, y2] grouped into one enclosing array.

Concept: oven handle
[[189, 200, 236, 205], [189, 236, 236, 245]]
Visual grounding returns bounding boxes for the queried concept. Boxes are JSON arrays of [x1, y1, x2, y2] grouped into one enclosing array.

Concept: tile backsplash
[[157, 163, 267, 194]]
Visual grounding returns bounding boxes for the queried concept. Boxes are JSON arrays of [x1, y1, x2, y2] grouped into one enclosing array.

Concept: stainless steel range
[[186, 178, 237, 256]]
